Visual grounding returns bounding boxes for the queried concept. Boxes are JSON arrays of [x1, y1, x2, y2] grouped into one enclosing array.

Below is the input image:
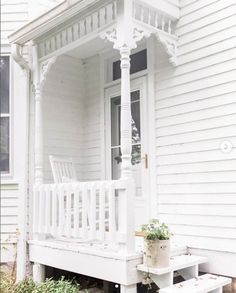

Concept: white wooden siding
[[156, 0, 236, 273], [1, 0, 28, 46], [82, 55, 102, 181], [0, 185, 18, 262], [43, 55, 85, 182]]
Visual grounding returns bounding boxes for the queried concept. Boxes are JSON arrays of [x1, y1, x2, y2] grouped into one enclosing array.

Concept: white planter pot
[[143, 239, 170, 268]]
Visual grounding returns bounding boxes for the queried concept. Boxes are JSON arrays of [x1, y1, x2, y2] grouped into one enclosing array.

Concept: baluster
[[78, 22, 81, 38], [90, 183, 96, 240], [99, 183, 105, 241], [58, 184, 64, 236], [65, 29, 68, 44], [112, 1, 116, 20], [33, 185, 39, 234], [38, 185, 45, 234], [91, 14, 94, 31], [155, 12, 159, 28], [97, 10, 101, 28], [66, 184, 72, 238], [44, 42, 47, 55], [73, 184, 80, 238], [104, 6, 108, 24], [168, 19, 172, 34], [71, 25, 74, 42], [108, 182, 116, 245], [45, 185, 51, 234], [82, 183, 88, 239], [148, 8, 151, 25], [52, 185, 57, 237], [140, 5, 144, 22], [162, 16, 165, 31], [49, 39, 52, 53], [60, 32, 63, 48], [84, 18, 87, 35]]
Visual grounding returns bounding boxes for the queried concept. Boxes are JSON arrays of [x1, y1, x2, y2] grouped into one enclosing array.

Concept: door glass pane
[[110, 90, 141, 180], [0, 56, 10, 114], [0, 117, 9, 172]]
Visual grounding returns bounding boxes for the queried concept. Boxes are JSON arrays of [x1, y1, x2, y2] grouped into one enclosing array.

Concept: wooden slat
[[45, 185, 51, 234], [108, 182, 116, 243], [73, 184, 80, 238], [99, 183, 105, 241]]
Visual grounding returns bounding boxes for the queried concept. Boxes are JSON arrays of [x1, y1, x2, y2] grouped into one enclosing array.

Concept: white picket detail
[[33, 179, 134, 251], [38, 0, 118, 59], [133, 1, 175, 36]]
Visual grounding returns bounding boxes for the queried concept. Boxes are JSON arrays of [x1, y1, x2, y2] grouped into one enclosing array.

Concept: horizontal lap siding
[[1, 0, 28, 46], [0, 186, 19, 262], [156, 0, 236, 255], [82, 55, 102, 181], [43, 55, 85, 182]]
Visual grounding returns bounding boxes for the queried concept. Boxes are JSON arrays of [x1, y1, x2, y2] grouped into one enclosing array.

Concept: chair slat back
[[49, 155, 77, 183]]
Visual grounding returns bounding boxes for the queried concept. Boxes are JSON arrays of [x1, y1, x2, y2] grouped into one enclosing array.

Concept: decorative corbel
[[100, 25, 151, 50], [40, 56, 57, 88], [156, 32, 178, 66], [133, 26, 151, 44], [100, 27, 117, 47]]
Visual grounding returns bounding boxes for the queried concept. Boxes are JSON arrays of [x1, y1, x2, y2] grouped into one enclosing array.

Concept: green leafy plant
[[0, 273, 15, 293], [141, 219, 171, 241], [0, 274, 83, 293]]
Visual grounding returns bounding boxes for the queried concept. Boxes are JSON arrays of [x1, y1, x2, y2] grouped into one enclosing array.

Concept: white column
[[32, 45, 45, 282], [33, 45, 43, 185], [120, 46, 132, 179]]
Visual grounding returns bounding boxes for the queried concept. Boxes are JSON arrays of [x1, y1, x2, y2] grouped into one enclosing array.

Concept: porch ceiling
[[66, 36, 111, 59]]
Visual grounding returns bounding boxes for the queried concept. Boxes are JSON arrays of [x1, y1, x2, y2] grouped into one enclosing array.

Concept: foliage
[[0, 273, 15, 293], [0, 274, 83, 293], [141, 219, 171, 241], [14, 278, 36, 293]]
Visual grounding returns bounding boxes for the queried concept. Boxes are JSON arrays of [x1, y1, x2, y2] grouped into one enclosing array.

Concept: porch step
[[137, 254, 207, 276], [159, 274, 232, 293]]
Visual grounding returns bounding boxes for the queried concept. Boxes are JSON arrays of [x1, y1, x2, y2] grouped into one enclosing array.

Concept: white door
[[105, 77, 149, 229]]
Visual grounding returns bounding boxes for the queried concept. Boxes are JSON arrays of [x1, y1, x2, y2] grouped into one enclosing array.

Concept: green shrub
[[32, 278, 81, 293], [0, 273, 15, 293], [0, 274, 83, 293]]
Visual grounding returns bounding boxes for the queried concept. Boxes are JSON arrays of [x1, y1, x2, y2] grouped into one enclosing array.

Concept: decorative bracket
[[40, 56, 57, 88], [156, 31, 178, 66], [100, 25, 151, 50]]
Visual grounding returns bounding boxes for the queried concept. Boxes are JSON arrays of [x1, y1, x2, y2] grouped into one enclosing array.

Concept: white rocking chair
[[49, 155, 77, 183]]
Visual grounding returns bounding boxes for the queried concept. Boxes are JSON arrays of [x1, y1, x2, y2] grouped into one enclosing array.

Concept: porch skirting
[[28, 240, 143, 286]]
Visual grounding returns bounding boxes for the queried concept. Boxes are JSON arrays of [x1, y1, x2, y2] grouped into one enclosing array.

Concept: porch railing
[[33, 179, 134, 251]]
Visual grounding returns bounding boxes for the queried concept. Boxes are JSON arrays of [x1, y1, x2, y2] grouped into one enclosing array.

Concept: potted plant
[[141, 219, 171, 268]]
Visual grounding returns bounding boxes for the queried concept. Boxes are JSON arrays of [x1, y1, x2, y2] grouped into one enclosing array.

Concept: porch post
[[32, 44, 43, 185], [32, 44, 45, 282], [119, 46, 132, 179]]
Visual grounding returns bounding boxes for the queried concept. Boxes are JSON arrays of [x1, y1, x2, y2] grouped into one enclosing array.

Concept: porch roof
[[9, 0, 180, 46], [8, 0, 102, 44]]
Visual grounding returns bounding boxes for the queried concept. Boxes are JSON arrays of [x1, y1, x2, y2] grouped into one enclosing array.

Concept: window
[[0, 56, 10, 173], [112, 49, 147, 81]]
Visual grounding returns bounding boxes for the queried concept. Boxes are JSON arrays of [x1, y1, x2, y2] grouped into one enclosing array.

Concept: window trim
[[1, 54, 13, 179]]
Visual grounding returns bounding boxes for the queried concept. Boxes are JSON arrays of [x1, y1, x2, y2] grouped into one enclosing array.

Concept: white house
[[1, 0, 236, 291]]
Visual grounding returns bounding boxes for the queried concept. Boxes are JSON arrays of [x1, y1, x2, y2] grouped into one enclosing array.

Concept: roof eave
[[8, 0, 100, 45]]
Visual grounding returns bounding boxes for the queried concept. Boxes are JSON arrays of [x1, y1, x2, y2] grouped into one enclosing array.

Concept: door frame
[[104, 76, 150, 220]]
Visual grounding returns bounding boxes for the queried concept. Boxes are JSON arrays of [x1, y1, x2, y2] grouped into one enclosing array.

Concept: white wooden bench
[[160, 273, 231, 293], [137, 254, 208, 288]]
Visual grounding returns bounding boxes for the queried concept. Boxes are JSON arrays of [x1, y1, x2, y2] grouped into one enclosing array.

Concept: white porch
[[9, 0, 182, 289]]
